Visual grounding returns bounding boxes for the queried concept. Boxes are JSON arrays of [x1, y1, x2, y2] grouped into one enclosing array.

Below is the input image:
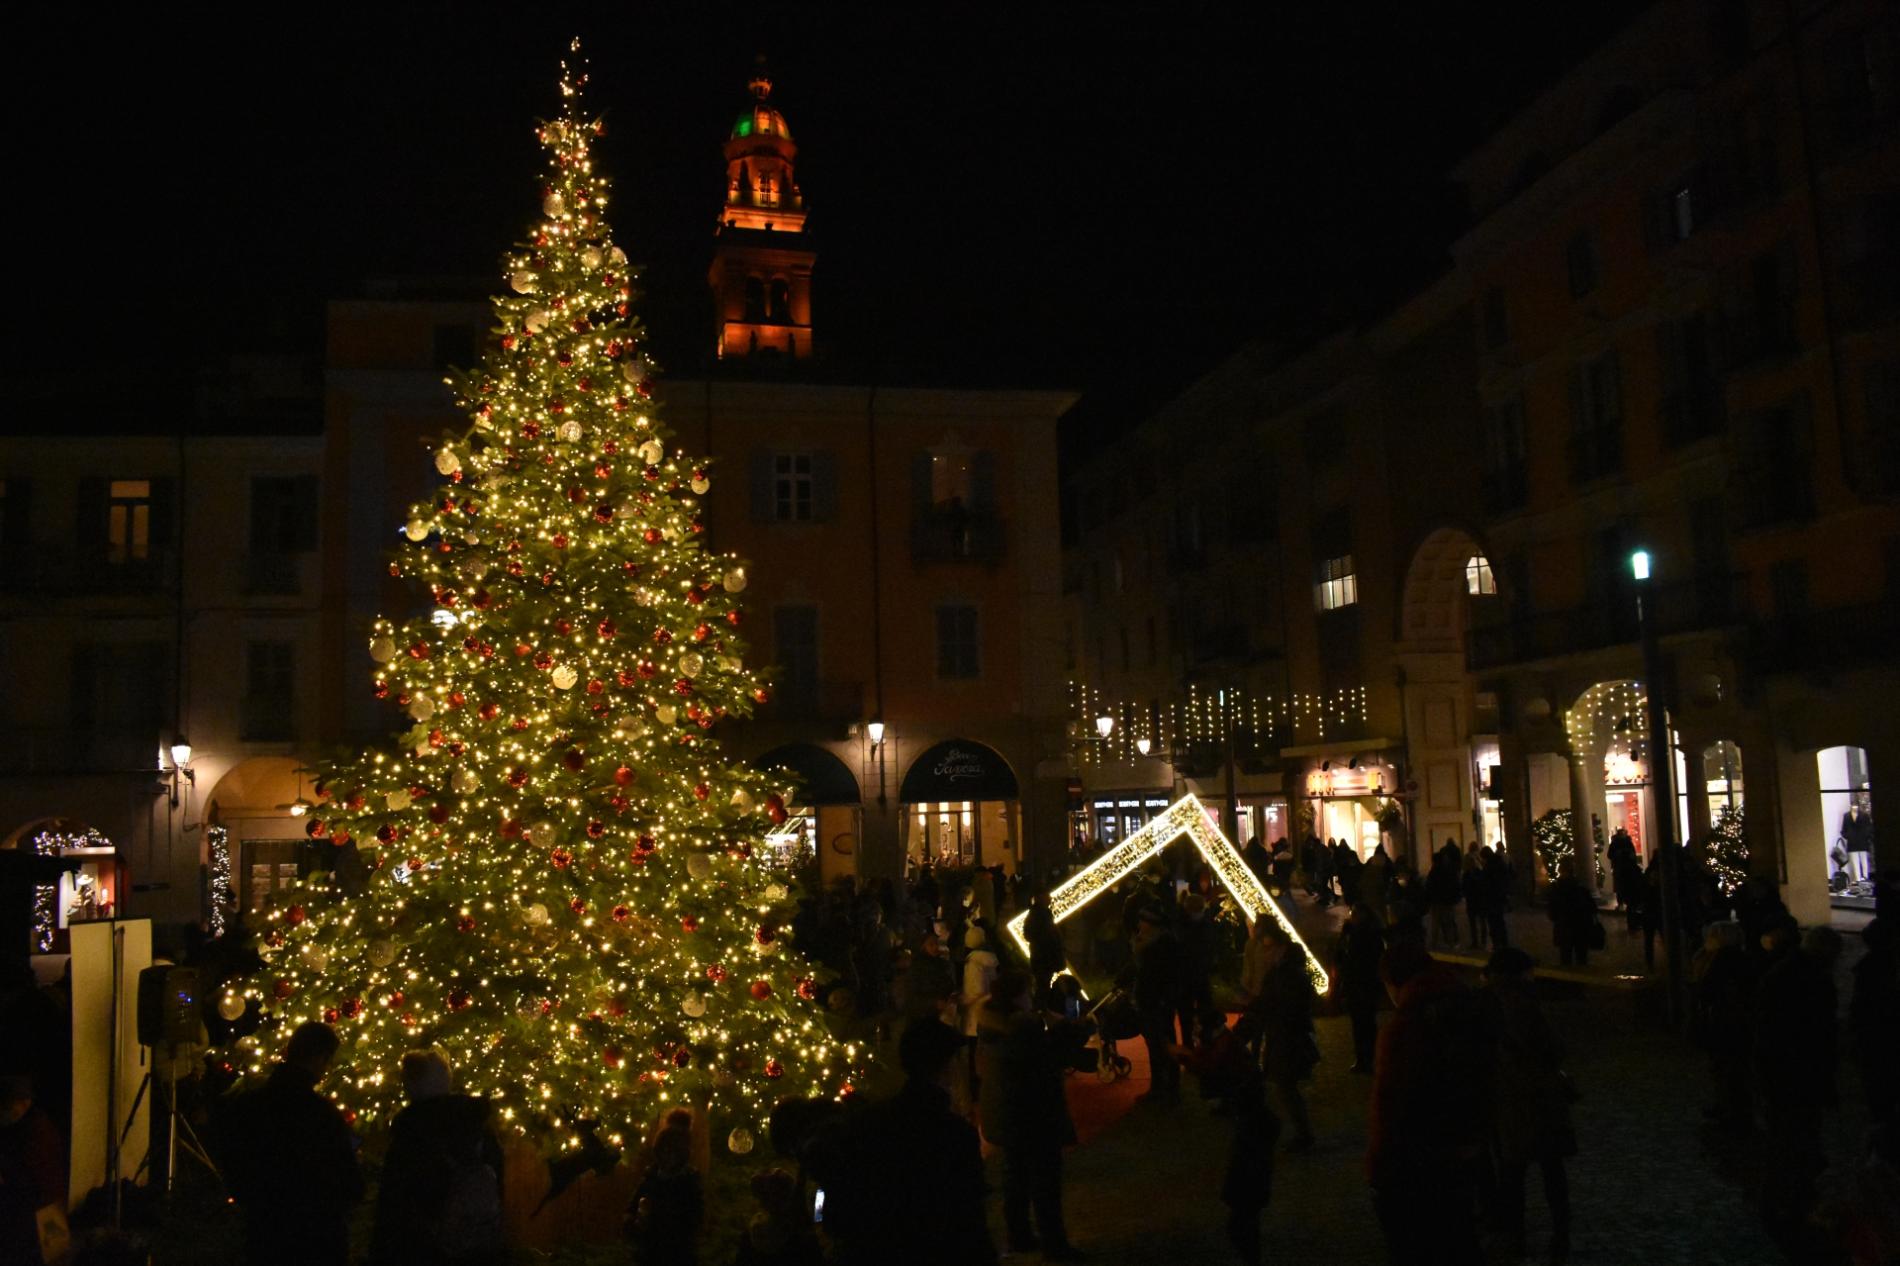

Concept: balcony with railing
[[1467, 573, 1750, 671], [910, 509, 1005, 566]]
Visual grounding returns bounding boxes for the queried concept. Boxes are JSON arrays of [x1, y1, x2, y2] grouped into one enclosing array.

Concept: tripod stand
[[118, 1042, 221, 1195]]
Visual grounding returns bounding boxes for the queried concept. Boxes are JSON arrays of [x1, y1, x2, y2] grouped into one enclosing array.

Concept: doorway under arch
[[203, 755, 315, 918]]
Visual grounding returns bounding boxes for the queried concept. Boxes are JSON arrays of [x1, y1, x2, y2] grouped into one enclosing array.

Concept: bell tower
[[709, 59, 815, 362]]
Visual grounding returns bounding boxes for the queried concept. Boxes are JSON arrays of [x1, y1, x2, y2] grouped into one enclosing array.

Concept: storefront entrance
[[752, 743, 864, 887], [900, 739, 1021, 874]]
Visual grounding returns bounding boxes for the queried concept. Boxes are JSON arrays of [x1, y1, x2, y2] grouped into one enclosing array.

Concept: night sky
[[11, 3, 1645, 443]]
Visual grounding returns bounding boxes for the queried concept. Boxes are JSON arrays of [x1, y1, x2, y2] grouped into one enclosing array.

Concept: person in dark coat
[[1690, 922, 1755, 1131], [0, 1074, 64, 1266], [1606, 828, 1639, 914], [1366, 942, 1493, 1266], [815, 1018, 997, 1266], [626, 1108, 703, 1265], [1334, 900, 1387, 1073], [976, 971, 1079, 1260], [1754, 925, 1844, 1235], [1546, 860, 1598, 967], [1483, 948, 1574, 1265], [1426, 843, 1463, 950], [1242, 836, 1273, 886], [370, 1050, 503, 1266], [1481, 846, 1513, 949], [1022, 892, 1065, 1008], [1176, 893, 1218, 1047], [1332, 840, 1362, 910], [1219, 1066, 1281, 1265], [1128, 908, 1184, 1104], [905, 932, 959, 1025], [1249, 922, 1317, 1150], [1849, 915, 1898, 1140], [1462, 851, 1490, 950], [215, 1021, 364, 1266]]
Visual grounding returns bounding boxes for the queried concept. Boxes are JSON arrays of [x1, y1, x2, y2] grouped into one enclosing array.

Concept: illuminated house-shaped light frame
[[1008, 793, 1330, 994]]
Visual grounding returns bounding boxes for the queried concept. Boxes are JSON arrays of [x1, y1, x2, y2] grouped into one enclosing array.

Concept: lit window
[[107, 479, 152, 564], [1466, 555, 1497, 595], [772, 453, 812, 522], [1316, 555, 1357, 610]]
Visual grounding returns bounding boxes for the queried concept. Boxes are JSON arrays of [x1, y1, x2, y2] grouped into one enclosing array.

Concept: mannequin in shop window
[[1841, 801, 1874, 883]]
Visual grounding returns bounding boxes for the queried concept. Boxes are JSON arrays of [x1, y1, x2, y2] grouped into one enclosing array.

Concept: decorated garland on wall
[[28, 826, 113, 950], [206, 825, 235, 937]]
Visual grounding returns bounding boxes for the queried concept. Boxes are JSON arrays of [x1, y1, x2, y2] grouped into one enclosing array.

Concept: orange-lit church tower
[[709, 61, 814, 361]]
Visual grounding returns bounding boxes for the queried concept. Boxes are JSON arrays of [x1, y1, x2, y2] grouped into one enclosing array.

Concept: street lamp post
[[1632, 550, 1686, 1025]]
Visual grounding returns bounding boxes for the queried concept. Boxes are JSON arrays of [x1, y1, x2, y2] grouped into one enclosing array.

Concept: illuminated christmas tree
[[223, 45, 858, 1157]]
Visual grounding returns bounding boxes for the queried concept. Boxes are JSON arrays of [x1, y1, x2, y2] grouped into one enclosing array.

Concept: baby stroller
[[1083, 986, 1140, 1082]]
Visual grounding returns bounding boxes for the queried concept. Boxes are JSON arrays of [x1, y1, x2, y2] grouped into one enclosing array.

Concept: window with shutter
[[773, 606, 819, 712]]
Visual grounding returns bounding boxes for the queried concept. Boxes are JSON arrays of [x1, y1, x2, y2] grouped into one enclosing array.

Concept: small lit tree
[[222, 46, 859, 1158], [1706, 803, 1749, 896]]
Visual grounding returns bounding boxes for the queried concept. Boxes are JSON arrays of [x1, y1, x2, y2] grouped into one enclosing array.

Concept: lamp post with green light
[[1633, 549, 1686, 1024]]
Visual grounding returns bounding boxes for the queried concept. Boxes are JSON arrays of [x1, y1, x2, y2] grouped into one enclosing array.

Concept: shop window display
[[1817, 746, 1875, 905]]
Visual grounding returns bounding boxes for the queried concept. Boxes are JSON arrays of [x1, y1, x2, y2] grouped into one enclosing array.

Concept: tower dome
[[709, 58, 815, 362]]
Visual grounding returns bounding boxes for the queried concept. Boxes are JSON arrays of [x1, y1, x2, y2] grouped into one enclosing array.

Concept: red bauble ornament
[[749, 980, 773, 1001], [706, 964, 728, 983], [447, 691, 466, 709], [755, 926, 777, 947], [376, 824, 397, 844], [480, 702, 500, 721], [680, 915, 699, 933], [603, 1046, 623, 1069], [501, 818, 523, 838], [408, 642, 429, 659], [427, 729, 446, 750], [447, 988, 471, 1011], [273, 979, 295, 1000], [342, 997, 362, 1018], [586, 678, 605, 695], [764, 1058, 784, 1079], [551, 534, 568, 550], [766, 795, 787, 824], [305, 818, 327, 838], [685, 589, 704, 606], [594, 503, 615, 523], [642, 528, 662, 544], [286, 905, 308, 925], [693, 783, 710, 801], [596, 617, 617, 639], [795, 977, 817, 1001], [633, 833, 656, 854], [673, 1046, 692, 1069], [614, 764, 634, 786], [508, 767, 529, 788], [674, 679, 694, 696], [586, 820, 605, 838], [521, 420, 540, 438], [754, 688, 772, 705], [562, 748, 586, 772], [637, 660, 657, 679], [386, 991, 404, 1008], [428, 802, 450, 825], [514, 642, 534, 658], [611, 905, 630, 923], [692, 623, 710, 642], [652, 628, 673, 645], [569, 898, 587, 915], [533, 651, 554, 670], [456, 915, 476, 933], [511, 716, 529, 731], [550, 849, 572, 870]]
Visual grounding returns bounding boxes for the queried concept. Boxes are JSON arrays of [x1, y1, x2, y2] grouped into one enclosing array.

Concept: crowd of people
[[3, 841, 1894, 1266]]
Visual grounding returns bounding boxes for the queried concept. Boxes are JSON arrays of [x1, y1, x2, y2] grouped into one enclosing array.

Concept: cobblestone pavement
[[1000, 962, 1861, 1265]]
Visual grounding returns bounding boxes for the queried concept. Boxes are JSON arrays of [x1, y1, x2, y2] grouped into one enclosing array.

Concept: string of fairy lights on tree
[[218, 43, 861, 1158], [1069, 681, 1370, 763]]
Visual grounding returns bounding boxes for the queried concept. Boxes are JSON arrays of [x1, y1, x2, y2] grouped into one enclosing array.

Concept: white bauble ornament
[[386, 788, 412, 812], [217, 992, 246, 1021], [523, 902, 550, 927], [615, 504, 637, 520], [367, 939, 398, 967], [723, 568, 748, 594], [614, 714, 638, 735], [452, 766, 479, 794], [608, 246, 628, 268], [435, 449, 461, 476], [530, 821, 555, 843], [300, 944, 329, 973], [557, 419, 582, 442], [580, 246, 603, 269], [637, 439, 664, 464], [681, 992, 706, 1018], [404, 518, 430, 542], [690, 475, 710, 495], [509, 270, 537, 294], [661, 526, 679, 543], [551, 665, 579, 690], [633, 587, 657, 607], [524, 309, 551, 335], [368, 636, 397, 664], [765, 883, 789, 902], [655, 704, 678, 726], [620, 360, 644, 384], [731, 788, 754, 811], [409, 696, 435, 721], [721, 656, 744, 672], [678, 652, 704, 678], [543, 192, 565, 217], [686, 854, 713, 881], [727, 1128, 754, 1155]]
